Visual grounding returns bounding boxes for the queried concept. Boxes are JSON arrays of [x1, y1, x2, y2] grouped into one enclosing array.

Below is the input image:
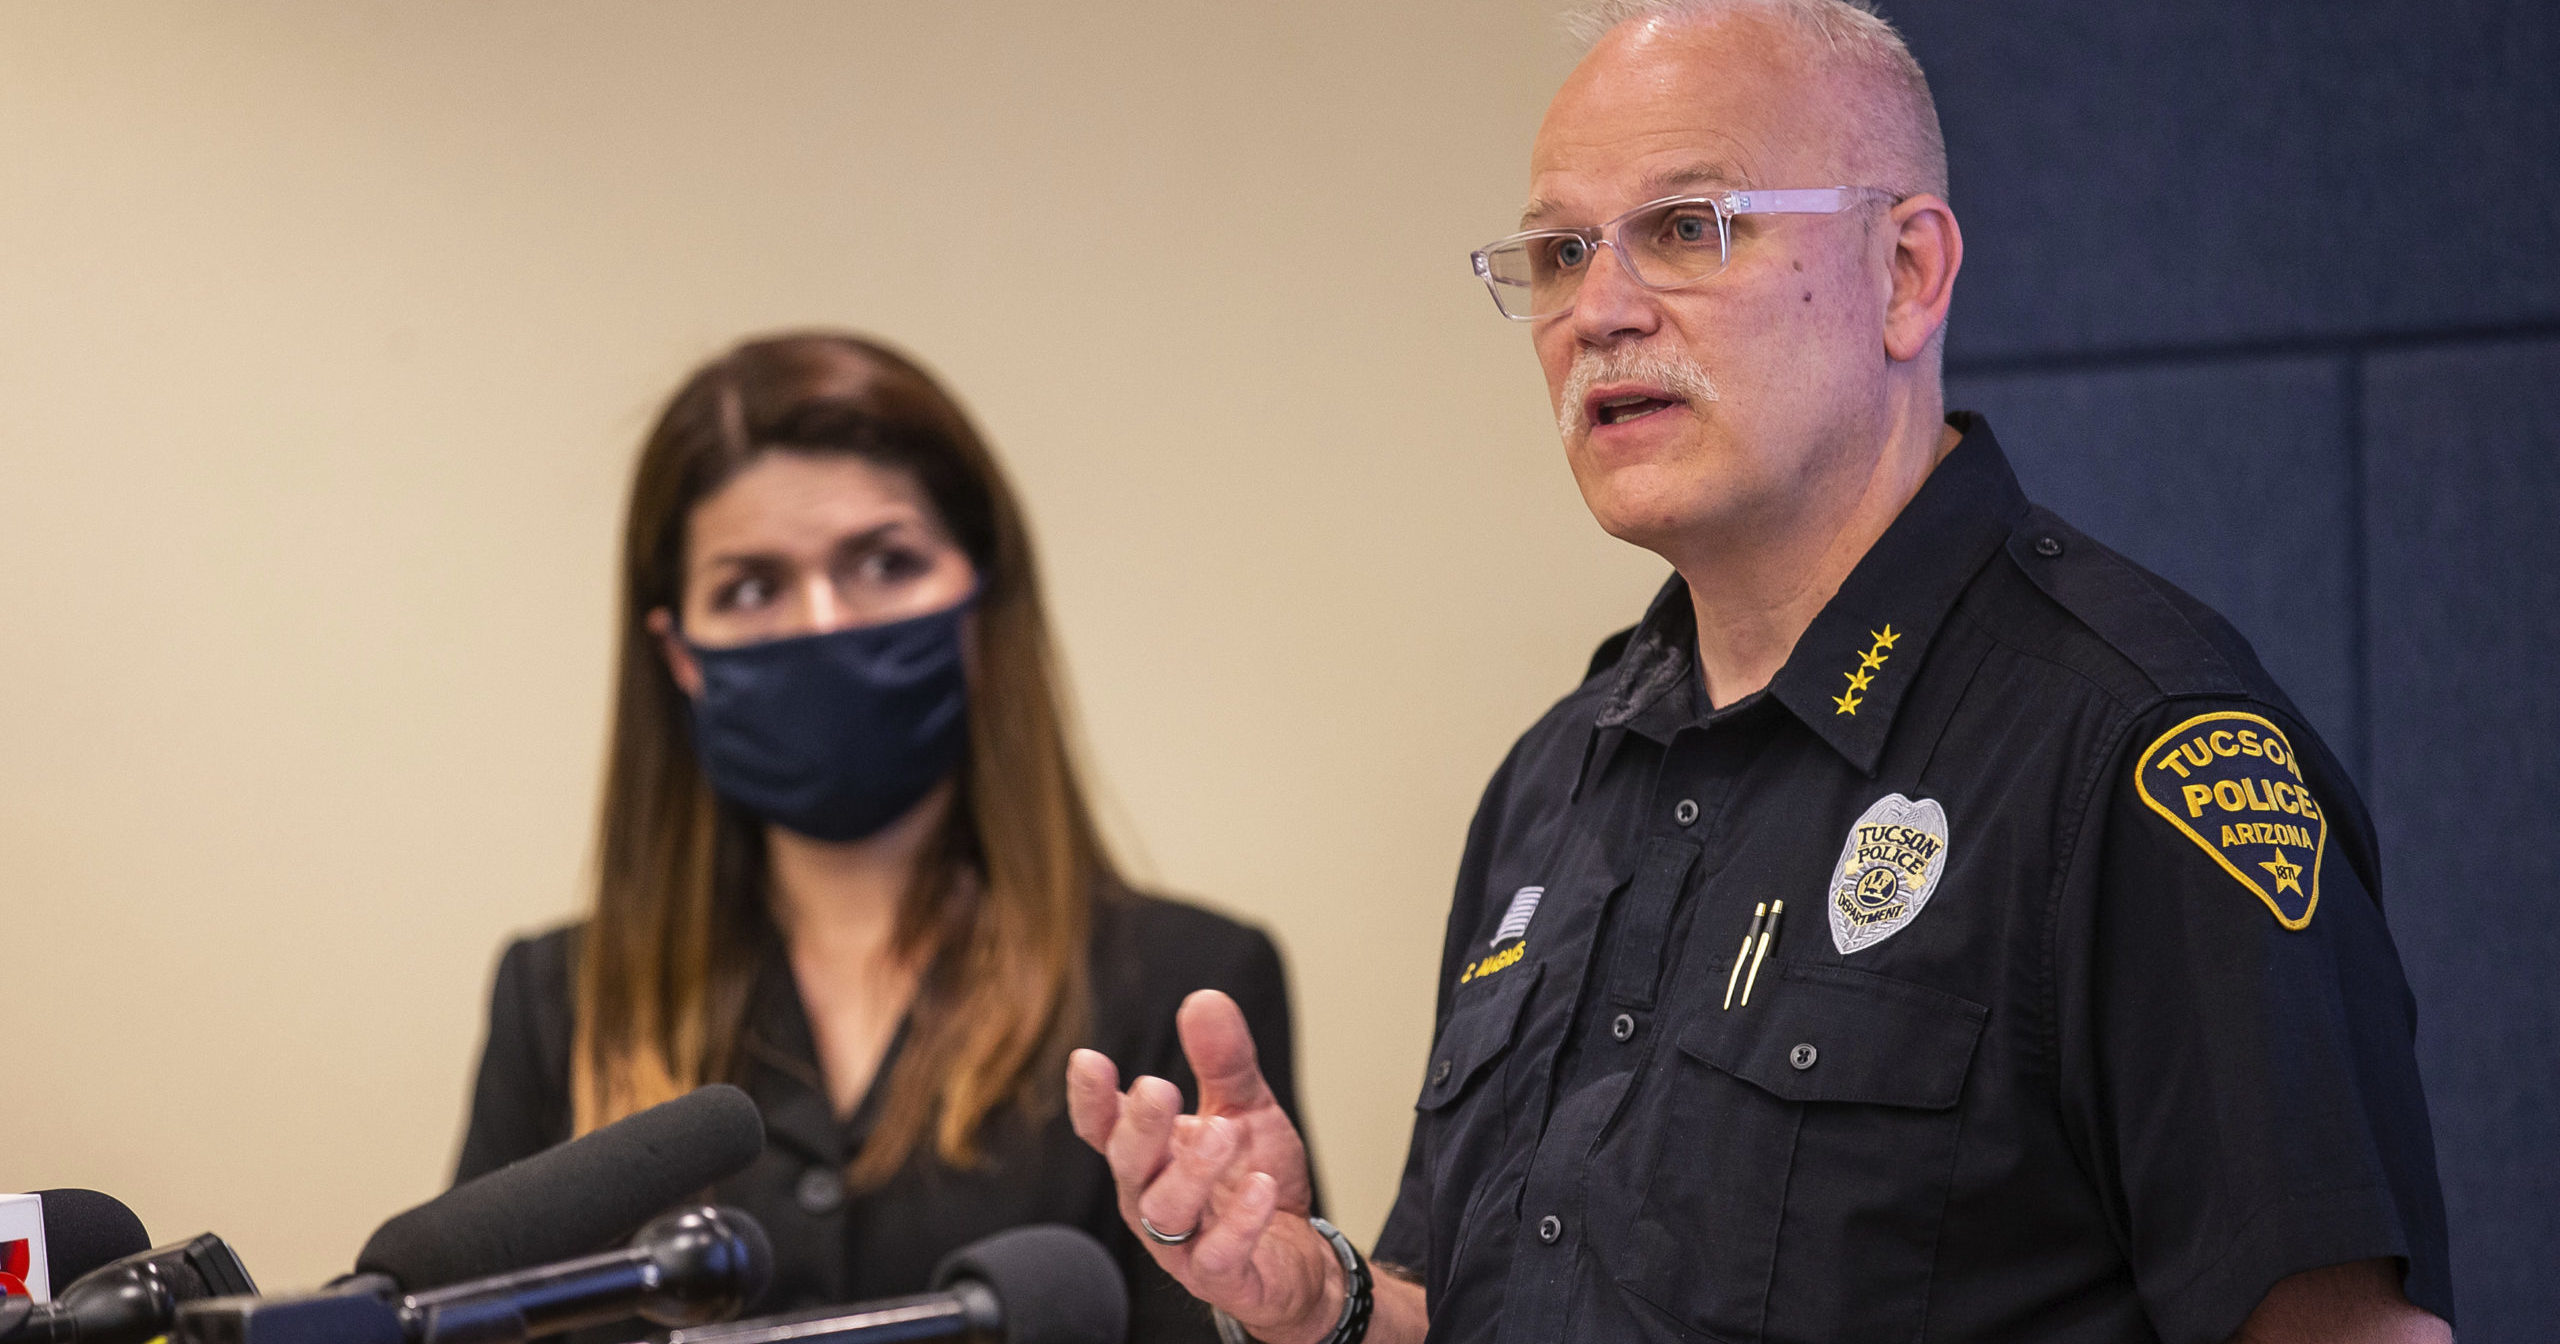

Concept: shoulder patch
[[2134, 710, 2325, 929]]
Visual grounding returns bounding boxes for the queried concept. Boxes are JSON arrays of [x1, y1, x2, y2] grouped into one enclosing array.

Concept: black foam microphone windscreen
[[33, 1190, 151, 1294], [930, 1224, 1126, 1344], [354, 1083, 765, 1292]]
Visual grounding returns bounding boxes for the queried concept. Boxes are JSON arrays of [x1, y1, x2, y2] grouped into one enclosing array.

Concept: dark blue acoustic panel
[[2362, 337, 2560, 1343], [1885, 0, 2560, 362], [1948, 358, 2359, 762]]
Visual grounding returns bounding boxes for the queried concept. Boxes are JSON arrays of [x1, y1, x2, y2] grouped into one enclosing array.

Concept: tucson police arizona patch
[[1828, 793, 1950, 954], [2135, 710, 2325, 930]]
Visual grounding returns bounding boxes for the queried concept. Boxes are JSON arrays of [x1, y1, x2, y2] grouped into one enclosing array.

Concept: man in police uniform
[[1066, 1, 2456, 1341]]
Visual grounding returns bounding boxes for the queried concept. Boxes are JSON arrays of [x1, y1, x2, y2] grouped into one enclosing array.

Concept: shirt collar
[[1588, 412, 2028, 778]]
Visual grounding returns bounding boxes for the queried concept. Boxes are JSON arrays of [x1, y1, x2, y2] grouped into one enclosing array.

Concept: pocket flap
[[1416, 963, 1539, 1111], [1676, 963, 1985, 1109]]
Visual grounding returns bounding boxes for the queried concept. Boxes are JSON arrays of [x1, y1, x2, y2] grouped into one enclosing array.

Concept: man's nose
[[1566, 242, 1662, 344]]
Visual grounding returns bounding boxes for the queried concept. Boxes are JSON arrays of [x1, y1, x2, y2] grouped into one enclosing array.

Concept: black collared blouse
[[1372, 415, 2452, 1344], [456, 886, 1303, 1343]]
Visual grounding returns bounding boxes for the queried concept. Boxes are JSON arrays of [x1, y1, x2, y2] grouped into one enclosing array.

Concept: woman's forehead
[[687, 452, 939, 560]]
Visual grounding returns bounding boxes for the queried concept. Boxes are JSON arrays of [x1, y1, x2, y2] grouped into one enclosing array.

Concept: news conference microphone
[[401, 1203, 769, 1343], [172, 1204, 770, 1344], [28, 1191, 150, 1294], [0, 1227, 257, 1344], [357, 1083, 765, 1292], [668, 1224, 1125, 1344]]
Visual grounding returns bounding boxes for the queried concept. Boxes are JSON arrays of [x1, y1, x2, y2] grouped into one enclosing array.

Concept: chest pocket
[[1413, 962, 1540, 1268], [1608, 963, 1985, 1344]]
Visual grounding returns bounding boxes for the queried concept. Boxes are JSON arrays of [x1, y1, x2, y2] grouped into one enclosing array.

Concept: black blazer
[[455, 886, 1308, 1343]]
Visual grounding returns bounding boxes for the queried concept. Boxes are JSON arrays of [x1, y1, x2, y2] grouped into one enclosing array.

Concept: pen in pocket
[[1723, 901, 1768, 1010], [1740, 899, 1784, 1007]]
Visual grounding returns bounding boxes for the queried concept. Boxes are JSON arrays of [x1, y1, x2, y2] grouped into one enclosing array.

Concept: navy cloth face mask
[[684, 594, 973, 843]]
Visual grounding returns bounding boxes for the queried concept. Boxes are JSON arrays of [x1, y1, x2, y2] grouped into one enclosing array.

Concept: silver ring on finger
[[1140, 1215, 1198, 1246]]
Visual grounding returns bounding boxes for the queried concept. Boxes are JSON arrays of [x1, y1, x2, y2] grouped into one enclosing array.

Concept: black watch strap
[[1211, 1216, 1372, 1344]]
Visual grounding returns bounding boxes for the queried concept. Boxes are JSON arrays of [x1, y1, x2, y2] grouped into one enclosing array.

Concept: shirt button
[[1537, 1214, 1563, 1244], [1611, 1012, 1638, 1042], [1673, 798, 1701, 826], [2034, 535, 2064, 557], [1432, 1058, 1452, 1085], [795, 1165, 847, 1215], [1790, 1043, 1819, 1070]]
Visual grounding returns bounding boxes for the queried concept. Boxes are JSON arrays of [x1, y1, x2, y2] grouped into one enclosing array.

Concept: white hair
[[1564, 0, 1948, 199]]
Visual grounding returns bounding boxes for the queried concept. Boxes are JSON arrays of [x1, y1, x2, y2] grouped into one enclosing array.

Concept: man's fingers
[[1136, 1113, 1237, 1244], [1103, 1074, 1186, 1207], [1066, 1049, 1123, 1151], [1187, 1170, 1280, 1283], [1178, 990, 1275, 1116]]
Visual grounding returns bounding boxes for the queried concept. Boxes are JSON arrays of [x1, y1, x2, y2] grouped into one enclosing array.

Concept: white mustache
[[1557, 344, 1720, 440]]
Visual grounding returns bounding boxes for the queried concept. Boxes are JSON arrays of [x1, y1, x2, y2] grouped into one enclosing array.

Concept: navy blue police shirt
[[1371, 414, 2452, 1344]]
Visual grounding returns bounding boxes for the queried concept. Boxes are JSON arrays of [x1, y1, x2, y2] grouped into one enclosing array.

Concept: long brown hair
[[574, 331, 1108, 1187]]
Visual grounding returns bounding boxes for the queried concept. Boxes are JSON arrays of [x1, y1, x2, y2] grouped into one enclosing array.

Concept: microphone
[[171, 1205, 770, 1344], [0, 1191, 256, 1344], [357, 1083, 765, 1292], [0, 1234, 259, 1344], [31, 1191, 151, 1294], [400, 1203, 771, 1343], [666, 1224, 1126, 1344]]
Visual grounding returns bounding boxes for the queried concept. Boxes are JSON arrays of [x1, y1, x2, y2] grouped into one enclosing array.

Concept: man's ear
[[646, 607, 704, 698], [1882, 192, 1962, 364]]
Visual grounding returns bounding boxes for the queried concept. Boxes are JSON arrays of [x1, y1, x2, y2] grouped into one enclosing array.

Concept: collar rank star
[[1828, 793, 1950, 953], [1834, 625, 1900, 715], [1462, 885, 1541, 983], [2134, 710, 2326, 929]]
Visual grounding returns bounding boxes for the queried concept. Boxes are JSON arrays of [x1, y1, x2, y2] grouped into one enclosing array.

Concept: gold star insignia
[[1832, 690, 1863, 716], [1846, 668, 1875, 691], [2259, 848, 2304, 896], [1872, 625, 1901, 649], [1858, 648, 1888, 672]]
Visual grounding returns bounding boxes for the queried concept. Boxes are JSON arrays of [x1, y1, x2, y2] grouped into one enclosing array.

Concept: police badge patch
[[1828, 793, 1950, 954], [2134, 710, 2325, 930]]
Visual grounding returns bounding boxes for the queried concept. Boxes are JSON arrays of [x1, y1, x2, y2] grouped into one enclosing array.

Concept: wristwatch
[[1211, 1216, 1372, 1344]]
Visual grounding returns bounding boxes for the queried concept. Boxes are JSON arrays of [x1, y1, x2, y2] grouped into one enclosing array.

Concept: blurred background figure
[[453, 333, 1304, 1341]]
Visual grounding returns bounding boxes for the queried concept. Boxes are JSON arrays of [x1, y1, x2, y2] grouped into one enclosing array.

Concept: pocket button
[[1790, 1042, 1819, 1070], [1611, 1012, 1638, 1042], [1432, 1057, 1453, 1085], [1537, 1214, 1563, 1244]]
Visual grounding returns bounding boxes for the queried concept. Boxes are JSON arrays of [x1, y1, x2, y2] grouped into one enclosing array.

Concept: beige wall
[[0, 2, 1662, 1290]]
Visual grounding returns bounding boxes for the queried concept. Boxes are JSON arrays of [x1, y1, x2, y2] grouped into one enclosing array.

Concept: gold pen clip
[[1722, 901, 1768, 1010], [1739, 899, 1783, 1006]]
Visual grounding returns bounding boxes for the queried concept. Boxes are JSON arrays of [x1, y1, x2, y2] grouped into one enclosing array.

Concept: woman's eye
[[717, 575, 773, 610], [1670, 213, 1712, 244], [859, 548, 931, 583]]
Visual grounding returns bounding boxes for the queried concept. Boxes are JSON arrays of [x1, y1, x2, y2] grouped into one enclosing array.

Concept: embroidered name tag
[[2135, 711, 2325, 930], [1828, 793, 1950, 954]]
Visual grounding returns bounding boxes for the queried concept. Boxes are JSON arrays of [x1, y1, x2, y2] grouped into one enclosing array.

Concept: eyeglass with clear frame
[[1470, 187, 1895, 320]]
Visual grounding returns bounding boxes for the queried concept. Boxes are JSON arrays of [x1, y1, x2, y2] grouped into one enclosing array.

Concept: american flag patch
[[1491, 886, 1543, 947]]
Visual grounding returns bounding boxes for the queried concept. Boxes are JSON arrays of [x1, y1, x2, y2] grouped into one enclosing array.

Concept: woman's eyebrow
[[698, 520, 909, 571]]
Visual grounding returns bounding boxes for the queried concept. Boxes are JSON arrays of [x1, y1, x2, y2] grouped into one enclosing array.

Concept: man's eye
[[1546, 236, 1591, 269], [718, 576, 773, 610], [1668, 213, 1713, 244]]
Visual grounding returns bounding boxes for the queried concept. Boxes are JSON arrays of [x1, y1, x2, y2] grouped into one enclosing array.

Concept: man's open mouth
[[1592, 393, 1679, 426]]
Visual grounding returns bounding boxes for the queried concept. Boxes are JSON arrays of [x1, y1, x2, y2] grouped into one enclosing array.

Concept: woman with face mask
[[452, 332, 1307, 1342]]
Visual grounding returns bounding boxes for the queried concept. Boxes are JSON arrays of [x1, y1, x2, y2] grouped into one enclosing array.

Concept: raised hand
[[1067, 990, 1343, 1344]]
